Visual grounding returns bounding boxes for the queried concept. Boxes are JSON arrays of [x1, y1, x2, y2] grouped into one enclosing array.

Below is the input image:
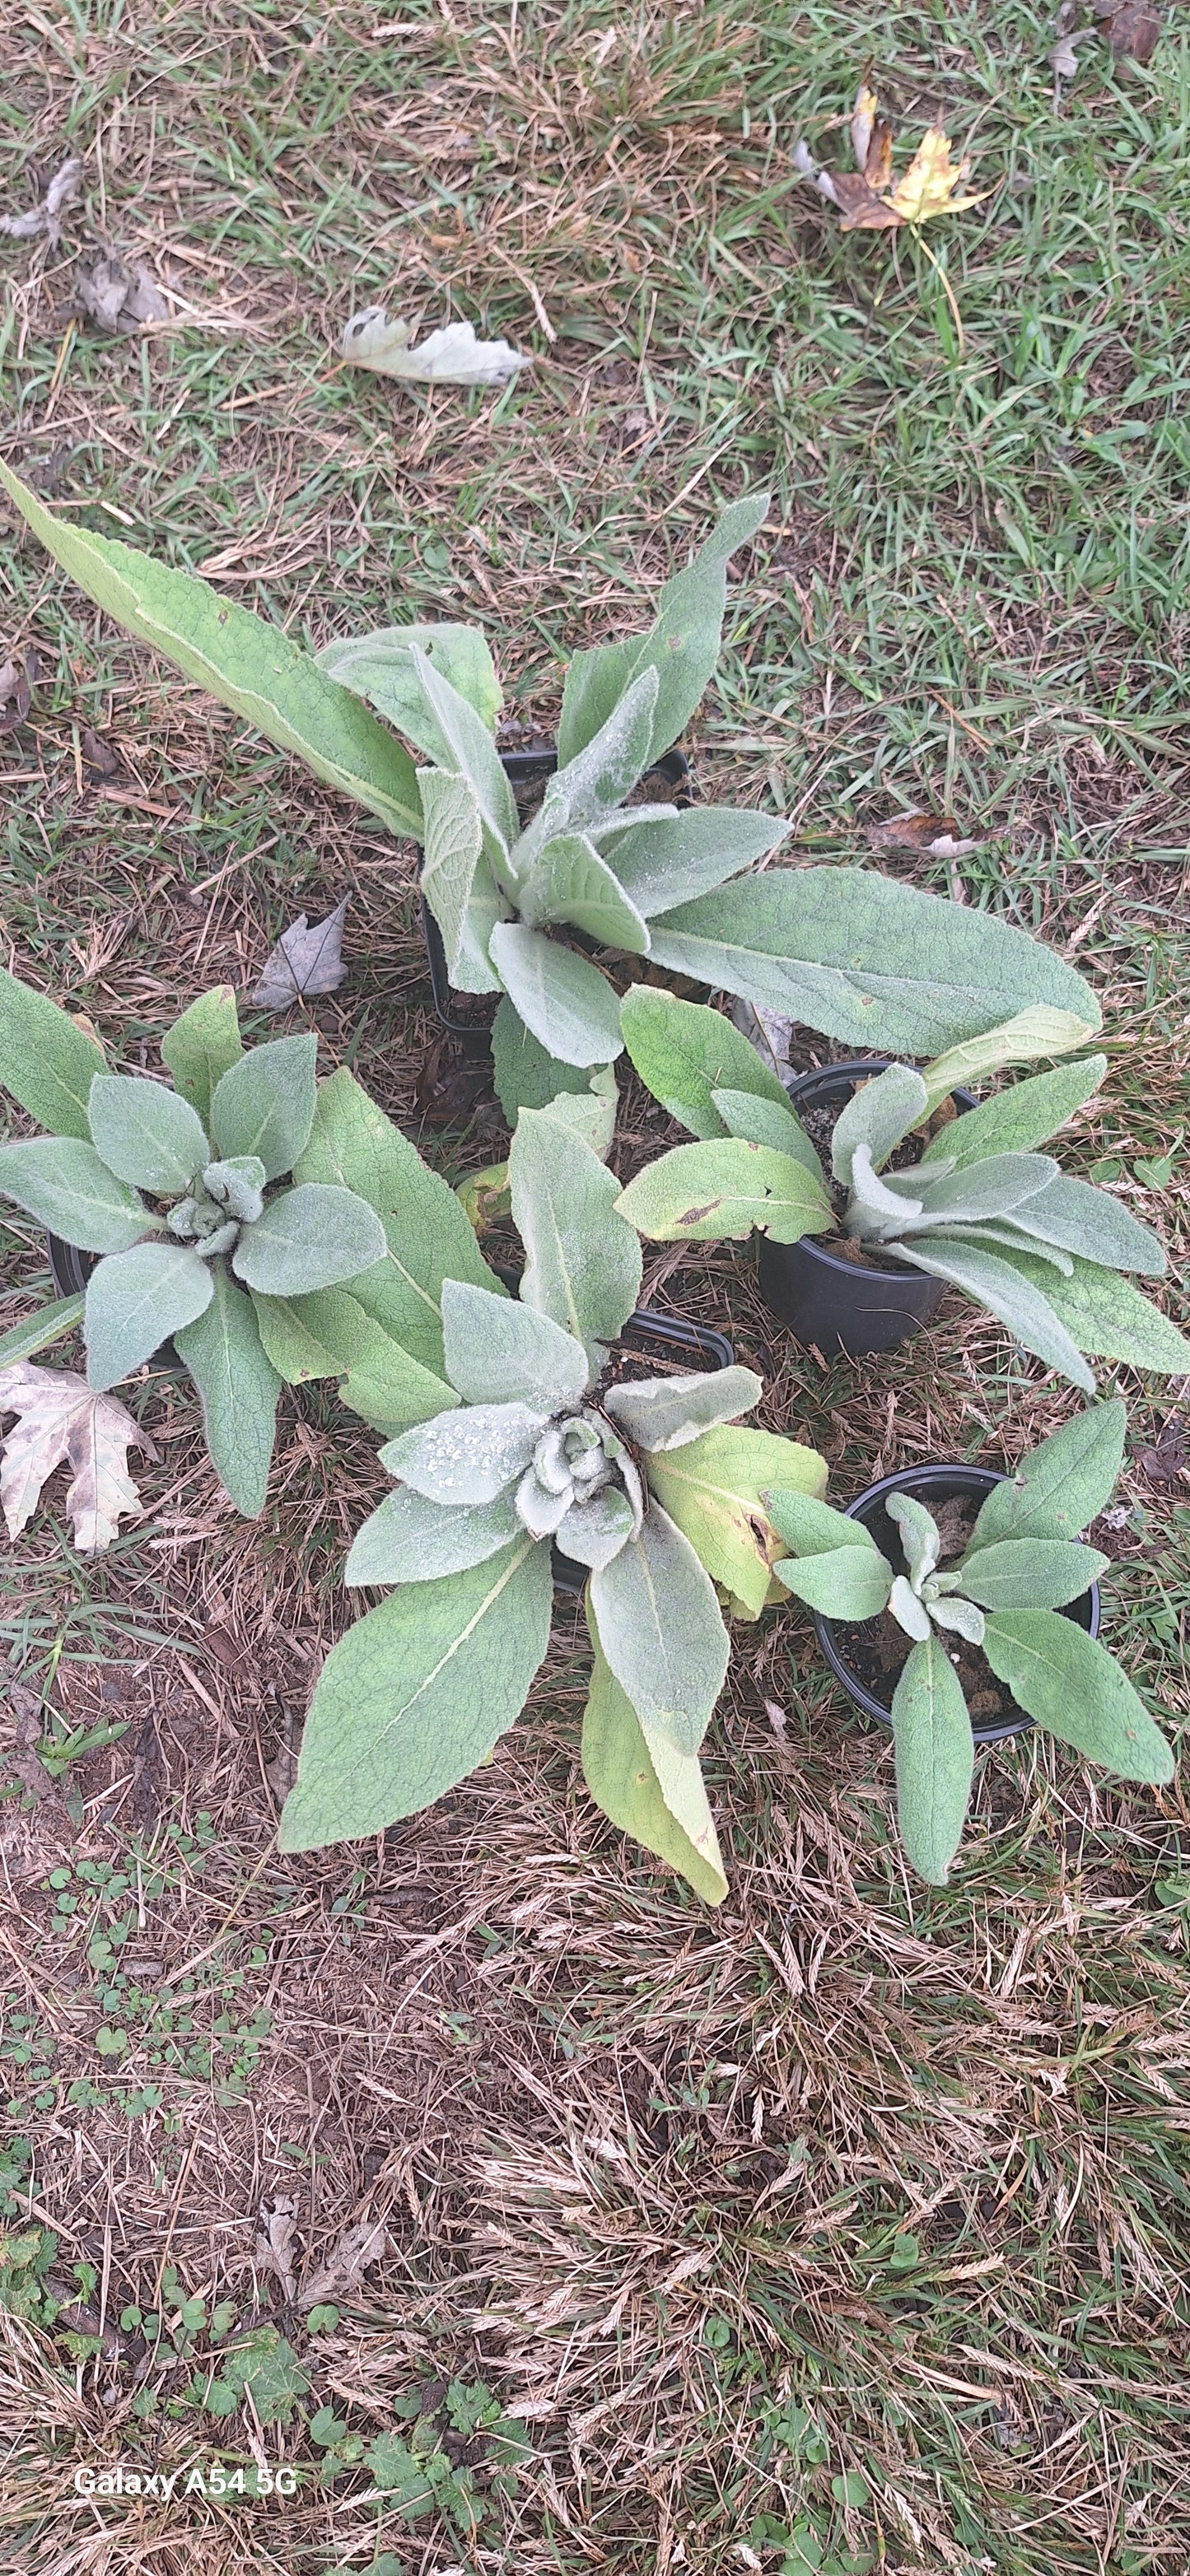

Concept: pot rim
[[810, 1460, 1102, 1745]]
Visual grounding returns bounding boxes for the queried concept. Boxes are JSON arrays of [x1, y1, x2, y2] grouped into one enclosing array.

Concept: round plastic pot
[[755, 1056, 979, 1360], [421, 743, 693, 1055], [813, 1460, 1101, 1746], [45, 1233, 181, 1367], [550, 1302, 734, 1598]]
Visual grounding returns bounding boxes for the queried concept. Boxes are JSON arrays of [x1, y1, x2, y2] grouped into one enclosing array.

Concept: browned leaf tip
[[1094, 0, 1161, 63], [832, 173, 903, 233]]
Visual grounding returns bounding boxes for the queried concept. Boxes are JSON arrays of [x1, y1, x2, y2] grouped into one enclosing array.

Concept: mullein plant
[[614, 990, 1190, 1390], [2, 463, 1102, 1128], [0, 971, 505, 1513], [767, 1403, 1174, 1884], [277, 1105, 828, 1902]]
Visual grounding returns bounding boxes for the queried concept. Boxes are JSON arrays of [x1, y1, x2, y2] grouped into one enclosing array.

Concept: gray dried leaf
[[343, 308, 531, 388], [251, 896, 349, 1009], [255, 2194, 300, 2300], [0, 1363, 156, 1553], [297, 2215, 389, 2313], [75, 250, 169, 335], [0, 154, 82, 245], [0, 653, 34, 734]]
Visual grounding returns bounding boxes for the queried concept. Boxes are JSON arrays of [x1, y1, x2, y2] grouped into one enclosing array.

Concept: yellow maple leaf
[[887, 126, 987, 226]]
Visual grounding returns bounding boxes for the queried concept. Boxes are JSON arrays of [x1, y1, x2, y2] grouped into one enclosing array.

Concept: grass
[[2, 2, 1190, 2570]]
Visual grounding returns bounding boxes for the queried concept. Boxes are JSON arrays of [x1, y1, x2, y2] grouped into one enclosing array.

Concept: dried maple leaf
[[297, 2216, 389, 2313], [888, 128, 986, 225], [0, 1363, 156, 1553], [795, 87, 987, 233], [251, 894, 349, 1008]]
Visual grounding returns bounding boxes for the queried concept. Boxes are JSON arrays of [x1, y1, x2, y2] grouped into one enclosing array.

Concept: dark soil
[[827, 1498, 1020, 1731]]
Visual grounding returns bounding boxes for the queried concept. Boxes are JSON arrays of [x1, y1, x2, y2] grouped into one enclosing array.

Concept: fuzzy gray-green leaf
[[775, 1545, 894, 1621], [589, 1504, 729, 1758], [581, 1620, 728, 1904], [488, 925, 624, 1068], [921, 1055, 1108, 1168], [982, 1610, 1174, 1784], [86, 1074, 208, 1197], [210, 1035, 318, 1181], [278, 1537, 553, 1847], [380, 1401, 546, 1506], [0, 1294, 85, 1368], [560, 491, 769, 771], [344, 1485, 522, 1586], [890, 1635, 975, 1884], [316, 621, 501, 759], [0, 964, 108, 1139], [976, 1247, 1190, 1375], [418, 766, 498, 990], [84, 1242, 213, 1390], [765, 1489, 879, 1558], [830, 1063, 929, 1186], [0, 1139, 152, 1254], [175, 1266, 281, 1516], [647, 869, 1100, 1055], [889, 1575, 933, 1642], [619, 985, 791, 1141], [957, 1536, 1107, 1610], [1000, 1174, 1165, 1276], [231, 1184, 385, 1296], [968, 1402, 1127, 1547], [600, 807, 787, 918], [615, 1138, 833, 1245], [440, 1279, 590, 1410], [711, 1088, 824, 1176], [604, 1365, 761, 1454], [413, 648, 519, 861], [519, 832, 651, 954], [159, 988, 243, 1129], [887, 1490, 941, 1589], [889, 1239, 1095, 1394], [511, 1108, 642, 1365]]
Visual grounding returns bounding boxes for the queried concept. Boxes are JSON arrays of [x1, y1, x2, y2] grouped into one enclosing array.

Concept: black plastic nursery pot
[[420, 744, 693, 1055], [755, 1056, 979, 1361], [814, 1461, 1101, 1747], [550, 1303, 734, 1598]]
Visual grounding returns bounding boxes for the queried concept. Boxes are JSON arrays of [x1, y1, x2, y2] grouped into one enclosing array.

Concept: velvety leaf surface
[[604, 807, 786, 918], [160, 987, 243, 1128], [615, 1138, 833, 1243], [230, 1183, 385, 1295], [776, 1544, 895, 1620], [0, 964, 108, 1139], [278, 1537, 553, 1847], [648, 1427, 828, 1617], [922, 1055, 1108, 1169], [441, 1279, 590, 1409], [957, 1536, 1108, 1610], [380, 1401, 546, 1505], [488, 924, 625, 1068], [344, 1485, 522, 1585], [982, 1610, 1174, 1782], [87, 1074, 209, 1196], [520, 831, 650, 953], [978, 1248, 1190, 1374], [511, 1108, 641, 1367], [581, 1623, 727, 1904], [84, 1241, 213, 1390], [251, 1288, 455, 1429], [969, 1401, 1127, 1546], [316, 621, 502, 758], [619, 986, 790, 1140], [210, 1036, 318, 1181], [604, 1365, 761, 1453], [0, 1138, 151, 1255], [890, 1238, 1095, 1392], [175, 1267, 281, 1516], [889, 1634, 975, 1885], [589, 1503, 729, 1756]]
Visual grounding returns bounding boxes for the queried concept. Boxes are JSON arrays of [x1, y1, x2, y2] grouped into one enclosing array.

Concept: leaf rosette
[[768, 1402, 1175, 1886], [278, 1107, 828, 1901], [615, 992, 1189, 1392], [0, 974, 492, 1517]]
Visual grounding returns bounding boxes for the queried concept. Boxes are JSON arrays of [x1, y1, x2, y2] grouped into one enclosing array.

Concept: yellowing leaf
[[645, 1426, 828, 1619], [0, 1362, 155, 1553], [887, 128, 987, 226]]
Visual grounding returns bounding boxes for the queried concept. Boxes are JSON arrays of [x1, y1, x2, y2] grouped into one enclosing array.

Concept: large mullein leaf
[[957, 1537, 1108, 1610], [490, 998, 600, 1125], [712, 1088, 824, 1177], [510, 1107, 642, 1367], [646, 869, 1101, 1055], [0, 463, 422, 837], [293, 1069, 504, 1371], [418, 766, 502, 992], [905, 1151, 1059, 1226], [160, 987, 243, 1129], [84, 1242, 213, 1389], [0, 1139, 151, 1254], [231, 1185, 385, 1295], [344, 1485, 521, 1585], [647, 1425, 828, 1619], [765, 1488, 879, 1556], [589, 1503, 730, 1757], [315, 622, 502, 757], [86, 1075, 208, 1197], [956, 1244, 1190, 1377], [0, 964, 107, 1139], [554, 1484, 639, 1570], [614, 1138, 833, 1244], [997, 1173, 1166, 1275], [922, 1055, 1108, 1169], [250, 1288, 455, 1430], [917, 1007, 1099, 1117], [968, 1401, 1126, 1547], [888, 1237, 1096, 1393], [380, 1401, 547, 1505], [982, 1610, 1174, 1782], [889, 1635, 975, 1885], [533, 667, 659, 848], [604, 1364, 761, 1453], [210, 1036, 318, 1180], [518, 832, 651, 954], [921, 1222, 1073, 1275], [599, 807, 786, 917], [174, 1267, 281, 1516], [581, 1620, 727, 1904], [487, 925, 624, 1068], [829, 1063, 930, 1186], [440, 1279, 590, 1409], [277, 1536, 553, 1848], [558, 491, 769, 769], [619, 985, 791, 1141]]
